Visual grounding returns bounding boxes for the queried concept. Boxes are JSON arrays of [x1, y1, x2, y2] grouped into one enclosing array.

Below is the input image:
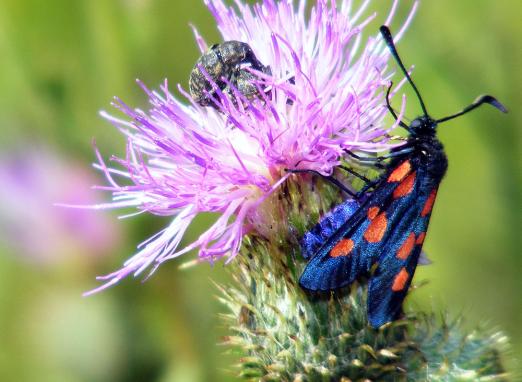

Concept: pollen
[[330, 239, 355, 257], [367, 206, 380, 220], [393, 171, 416, 199], [421, 189, 437, 217], [392, 268, 410, 292], [364, 212, 387, 243], [387, 160, 411, 182], [397, 233, 416, 260], [415, 232, 426, 245]]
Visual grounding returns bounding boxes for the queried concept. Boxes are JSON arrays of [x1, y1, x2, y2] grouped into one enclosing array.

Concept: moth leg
[[355, 181, 381, 199], [345, 148, 413, 167], [285, 169, 358, 198], [344, 151, 386, 169], [336, 165, 381, 198], [337, 165, 374, 185]]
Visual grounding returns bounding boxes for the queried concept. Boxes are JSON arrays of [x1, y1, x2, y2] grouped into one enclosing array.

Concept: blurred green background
[[0, 0, 519, 381]]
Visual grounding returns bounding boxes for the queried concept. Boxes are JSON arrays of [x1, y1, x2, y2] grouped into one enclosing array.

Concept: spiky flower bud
[[219, 176, 509, 381]]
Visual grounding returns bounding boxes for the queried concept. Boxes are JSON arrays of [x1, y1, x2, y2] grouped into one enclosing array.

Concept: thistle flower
[[86, 0, 510, 379], [88, 0, 413, 293]]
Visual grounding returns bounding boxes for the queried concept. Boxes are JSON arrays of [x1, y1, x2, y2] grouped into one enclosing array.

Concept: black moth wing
[[298, 202, 372, 291], [299, 154, 439, 300], [298, 179, 393, 291], [366, 159, 439, 327]]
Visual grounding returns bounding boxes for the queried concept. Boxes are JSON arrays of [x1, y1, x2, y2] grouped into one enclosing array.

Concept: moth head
[[409, 116, 437, 136]]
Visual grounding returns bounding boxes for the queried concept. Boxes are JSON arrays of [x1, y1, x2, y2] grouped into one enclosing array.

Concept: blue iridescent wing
[[366, 186, 437, 327], [300, 198, 361, 260], [299, 158, 440, 319], [299, 177, 401, 291], [367, 246, 423, 328]]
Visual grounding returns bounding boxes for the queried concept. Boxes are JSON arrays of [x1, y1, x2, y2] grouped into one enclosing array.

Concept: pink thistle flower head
[[86, 0, 417, 294]]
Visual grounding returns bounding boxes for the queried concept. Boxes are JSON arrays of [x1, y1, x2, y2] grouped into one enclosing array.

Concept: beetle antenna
[[380, 25, 429, 117], [436, 95, 507, 123]]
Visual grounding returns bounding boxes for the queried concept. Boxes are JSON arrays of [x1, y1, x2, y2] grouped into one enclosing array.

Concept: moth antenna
[[385, 81, 410, 130], [380, 25, 429, 117], [436, 95, 508, 124]]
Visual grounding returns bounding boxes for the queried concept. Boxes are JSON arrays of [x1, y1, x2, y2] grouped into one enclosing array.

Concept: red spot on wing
[[387, 160, 411, 182], [392, 268, 410, 292], [367, 206, 380, 220], [415, 232, 426, 245], [330, 239, 354, 258], [393, 171, 416, 199], [364, 212, 387, 243], [421, 190, 437, 217], [397, 233, 416, 260]]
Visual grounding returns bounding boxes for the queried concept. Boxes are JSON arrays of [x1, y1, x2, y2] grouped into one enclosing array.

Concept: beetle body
[[189, 41, 271, 108]]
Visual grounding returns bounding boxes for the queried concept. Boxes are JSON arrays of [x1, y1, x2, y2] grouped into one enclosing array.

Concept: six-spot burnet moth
[[293, 26, 507, 328]]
